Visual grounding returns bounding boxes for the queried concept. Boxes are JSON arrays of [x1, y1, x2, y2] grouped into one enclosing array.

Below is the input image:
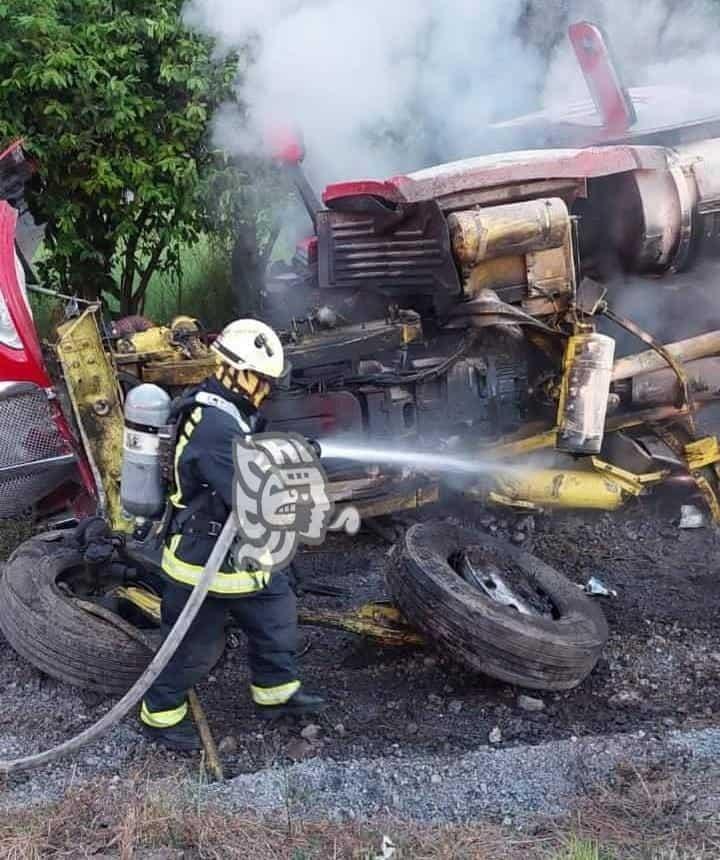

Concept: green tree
[[0, 0, 238, 314], [203, 156, 294, 318]]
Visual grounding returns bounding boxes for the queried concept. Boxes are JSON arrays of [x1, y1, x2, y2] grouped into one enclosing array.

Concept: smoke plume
[[184, 0, 720, 184], [183, 0, 544, 183], [544, 0, 720, 118]]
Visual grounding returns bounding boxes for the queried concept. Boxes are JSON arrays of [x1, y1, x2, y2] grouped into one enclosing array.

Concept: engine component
[[427, 353, 526, 437], [612, 329, 720, 381], [284, 318, 421, 374], [356, 349, 529, 441], [449, 199, 575, 315], [556, 331, 615, 454], [114, 316, 209, 361], [121, 383, 171, 518], [264, 390, 364, 441], [604, 168, 696, 273], [316, 200, 461, 311], [313, 305, 339, 328], [677, 139, 720, 261], [363, 385, 419, 440], [112, 316, 153, 337], [448, 198, 570, 266]]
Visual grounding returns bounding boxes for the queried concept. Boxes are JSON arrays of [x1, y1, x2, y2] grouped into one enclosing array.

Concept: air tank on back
[[121, 383, 171, 518]]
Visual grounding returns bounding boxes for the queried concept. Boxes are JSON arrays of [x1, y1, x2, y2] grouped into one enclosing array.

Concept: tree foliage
[[202, 156, 294, 318], [0, 0, 238, 313]]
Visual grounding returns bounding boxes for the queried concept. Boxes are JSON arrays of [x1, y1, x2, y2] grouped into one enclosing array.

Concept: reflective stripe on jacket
[[163, 535, 271, 596]]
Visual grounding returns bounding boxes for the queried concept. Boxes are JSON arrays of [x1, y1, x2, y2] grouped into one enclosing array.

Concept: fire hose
[[0, 514, 237, 776]]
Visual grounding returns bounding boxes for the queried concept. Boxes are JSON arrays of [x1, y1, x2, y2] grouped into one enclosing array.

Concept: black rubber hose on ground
[[0, 515, 237, 775]]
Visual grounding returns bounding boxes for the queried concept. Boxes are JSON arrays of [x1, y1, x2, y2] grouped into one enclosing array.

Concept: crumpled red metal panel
[[388, 145, 670, 203], [0, 201, 50, 387], [322, 144, 671, 208]]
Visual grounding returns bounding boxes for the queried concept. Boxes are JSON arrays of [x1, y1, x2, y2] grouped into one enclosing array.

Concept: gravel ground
[[0, 668, 170, 810], [208, 726, 720, 824], [2, 499, 720, 822]]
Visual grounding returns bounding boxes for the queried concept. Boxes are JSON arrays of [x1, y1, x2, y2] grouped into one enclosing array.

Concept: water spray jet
[[318, 438, 527, 479]]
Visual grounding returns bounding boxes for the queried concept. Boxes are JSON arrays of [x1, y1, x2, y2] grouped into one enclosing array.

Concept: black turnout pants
[[143, 569, 298, 718]]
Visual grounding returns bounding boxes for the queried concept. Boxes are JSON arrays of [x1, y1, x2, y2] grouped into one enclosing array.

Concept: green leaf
[[0, 0, 241, 313]]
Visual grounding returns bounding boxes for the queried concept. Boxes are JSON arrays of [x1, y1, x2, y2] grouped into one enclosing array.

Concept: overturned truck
[[3, 23, 720, 695]]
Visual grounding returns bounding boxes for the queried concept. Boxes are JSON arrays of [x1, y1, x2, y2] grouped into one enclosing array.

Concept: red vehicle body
[[0, 142, 95, 520]]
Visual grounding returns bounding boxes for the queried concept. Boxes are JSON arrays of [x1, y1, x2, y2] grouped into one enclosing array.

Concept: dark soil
[[2, 498, 720, 783], [183, 499, 720, 777]]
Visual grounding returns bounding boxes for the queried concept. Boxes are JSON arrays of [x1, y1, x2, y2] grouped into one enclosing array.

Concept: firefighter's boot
[[142, 718, 202, 752], [256, 688, 326, 721]]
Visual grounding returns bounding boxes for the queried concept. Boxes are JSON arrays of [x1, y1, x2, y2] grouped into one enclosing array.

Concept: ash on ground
[[1, 500, 719, 808]]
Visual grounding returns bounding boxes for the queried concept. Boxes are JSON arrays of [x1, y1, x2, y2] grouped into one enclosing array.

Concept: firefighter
[[140, 319, 325, 751]]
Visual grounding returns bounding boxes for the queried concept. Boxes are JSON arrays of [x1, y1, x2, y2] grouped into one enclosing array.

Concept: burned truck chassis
[[7, 90, 720, 699]]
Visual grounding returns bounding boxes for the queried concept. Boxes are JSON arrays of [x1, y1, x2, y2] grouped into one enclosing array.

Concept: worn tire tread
[[386, 521, 608, 690], [0, 534, 151, 694]]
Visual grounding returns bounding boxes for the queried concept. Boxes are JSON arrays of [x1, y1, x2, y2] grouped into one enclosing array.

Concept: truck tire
[[386, 521, 608, 690], [0, 532, 153, 694]]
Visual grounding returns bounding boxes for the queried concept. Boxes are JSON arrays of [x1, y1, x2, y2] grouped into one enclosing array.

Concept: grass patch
[[28, 234, 238, 340], [550, 836, 610, 860], [141, 235, 235, 331], [542, 762, 720, 860], [0, 774, 510, 859], [1, 764, 720, 859]]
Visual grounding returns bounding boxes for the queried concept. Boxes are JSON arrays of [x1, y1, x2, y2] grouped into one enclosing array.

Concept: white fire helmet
[[211, 319, 287, 381]]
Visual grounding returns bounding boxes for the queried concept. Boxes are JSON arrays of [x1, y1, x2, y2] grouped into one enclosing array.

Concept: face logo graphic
[[232, 432, 360, 572]]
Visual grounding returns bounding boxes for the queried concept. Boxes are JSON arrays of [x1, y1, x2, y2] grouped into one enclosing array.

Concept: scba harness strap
[[171, 489, 224, 538], [166, 390, 252, 538], [194, 390, 251, 431], [159, 389, 274, 595]]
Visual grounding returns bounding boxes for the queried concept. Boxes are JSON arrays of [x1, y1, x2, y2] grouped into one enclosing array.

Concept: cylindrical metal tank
[[121, 383, 171, 518], [448, 198, 569, 266], [556, 331, 616, 455], [493, 467, 632, 510], [676, 138, 720, 261]]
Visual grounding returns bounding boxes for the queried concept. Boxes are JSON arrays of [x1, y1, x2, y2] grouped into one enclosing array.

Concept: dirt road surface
[[1, 500, 719, 823]]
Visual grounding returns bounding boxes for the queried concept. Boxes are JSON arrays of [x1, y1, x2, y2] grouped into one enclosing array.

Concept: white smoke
[[183, 0, 543, 183], [185, 0, 720, 186], [544, 0, 720, 115]]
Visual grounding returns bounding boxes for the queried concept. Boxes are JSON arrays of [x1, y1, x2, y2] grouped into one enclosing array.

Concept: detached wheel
[[387, 521, 608, 690], [0, 533, 153, 694]]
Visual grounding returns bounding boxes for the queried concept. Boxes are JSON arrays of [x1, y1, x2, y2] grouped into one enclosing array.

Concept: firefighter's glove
[[73, 515, 116, 565], [83, 540, 115, 566]]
